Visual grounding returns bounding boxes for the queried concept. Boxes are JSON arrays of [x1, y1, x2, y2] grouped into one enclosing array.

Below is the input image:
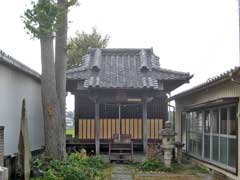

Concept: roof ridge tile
[[169, 66, 240, 100]]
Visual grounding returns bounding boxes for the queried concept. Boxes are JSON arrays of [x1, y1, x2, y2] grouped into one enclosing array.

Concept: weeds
[[31, 153, 110, 180]]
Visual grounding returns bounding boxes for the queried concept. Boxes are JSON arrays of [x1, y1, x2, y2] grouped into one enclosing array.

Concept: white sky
[[0, 0, 239, 111]]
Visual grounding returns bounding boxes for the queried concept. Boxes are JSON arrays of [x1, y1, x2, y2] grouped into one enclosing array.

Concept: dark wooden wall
[[74, 94, 167, 140], [75, 95, 168, 120]]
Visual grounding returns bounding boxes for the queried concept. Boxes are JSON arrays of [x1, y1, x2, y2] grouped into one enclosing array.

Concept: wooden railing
[[78, 119, 163, 140]]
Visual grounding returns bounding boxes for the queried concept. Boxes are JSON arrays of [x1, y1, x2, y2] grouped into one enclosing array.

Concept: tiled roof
[[169, 66, 240, 100], [67, 48, 191, 90], [0, 50, 41, 80]]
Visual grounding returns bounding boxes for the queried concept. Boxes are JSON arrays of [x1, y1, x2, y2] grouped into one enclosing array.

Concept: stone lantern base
[[161, 144, 175, 168], [0, 166, 8, 180]]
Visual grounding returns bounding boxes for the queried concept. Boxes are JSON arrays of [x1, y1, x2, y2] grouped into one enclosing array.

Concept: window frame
[[183, 103, 238, 174]]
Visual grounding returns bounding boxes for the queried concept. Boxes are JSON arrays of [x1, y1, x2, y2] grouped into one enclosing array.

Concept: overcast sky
[[0, 0, 239, 111]]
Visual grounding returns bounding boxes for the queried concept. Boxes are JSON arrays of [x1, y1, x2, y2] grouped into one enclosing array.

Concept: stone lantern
[[174, 141, 185, 164], [160, 121, 176, 168]]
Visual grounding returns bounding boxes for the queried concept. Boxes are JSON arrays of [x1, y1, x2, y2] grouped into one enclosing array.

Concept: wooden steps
[[109, 134, 133, 162]]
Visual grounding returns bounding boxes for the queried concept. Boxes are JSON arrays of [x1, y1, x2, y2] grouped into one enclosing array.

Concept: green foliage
[[22, 0, 77, 39], [22, 0, 63, 38], [135, 158, 176, 172], [31, 153, 108, 180], [67, 27, 110, 69]]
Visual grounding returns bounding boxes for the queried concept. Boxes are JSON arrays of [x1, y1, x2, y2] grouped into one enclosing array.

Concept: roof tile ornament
[[92, 48, 101, 71], [139, 49, 149, 71]]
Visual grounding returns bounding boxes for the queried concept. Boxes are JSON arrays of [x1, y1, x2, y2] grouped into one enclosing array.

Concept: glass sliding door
[[204, 110, 210, 159], [219, 108, 228, 164], [185, 104, 237, 173], [211, 109, 219, 162], [188, 111, 203, 157], [181, 112, 187, 150]]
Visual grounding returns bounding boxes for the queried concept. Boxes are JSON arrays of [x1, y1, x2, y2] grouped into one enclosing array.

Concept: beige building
[[169, 67, 240, 180]]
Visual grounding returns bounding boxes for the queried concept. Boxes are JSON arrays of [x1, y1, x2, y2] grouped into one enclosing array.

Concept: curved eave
[[162, 74, 193, 93]]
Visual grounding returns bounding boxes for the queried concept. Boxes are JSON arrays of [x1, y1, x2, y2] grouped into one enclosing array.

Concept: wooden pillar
[[95, 101, 100, 155], [142, 99, 148, 154], [74, 94, 79, 138]]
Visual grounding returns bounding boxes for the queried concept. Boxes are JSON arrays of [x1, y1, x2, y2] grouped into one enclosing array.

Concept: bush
[[31, 153, 107, 180], [135, 158, 176, 172]]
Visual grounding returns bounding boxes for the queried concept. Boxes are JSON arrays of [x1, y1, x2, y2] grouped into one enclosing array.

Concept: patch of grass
[[131, 159, 210, 177], [66, 129, 74, 137], [132, 158, 177, 173], [192, 165, 209, 174], [99, 165, 112, 180], [177, 164, 209, 175]]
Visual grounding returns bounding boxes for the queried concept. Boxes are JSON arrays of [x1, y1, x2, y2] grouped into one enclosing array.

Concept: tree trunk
[[55, 0, 68, 160], [40, 34, 63, 160]]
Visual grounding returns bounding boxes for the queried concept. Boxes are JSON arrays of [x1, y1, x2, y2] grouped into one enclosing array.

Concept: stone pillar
[[142, 100, 148, 154], [0, 126, 4, 167], [0, 166, 8, 180], [160, 121, 175, 168], [95, 101, 100, 155]]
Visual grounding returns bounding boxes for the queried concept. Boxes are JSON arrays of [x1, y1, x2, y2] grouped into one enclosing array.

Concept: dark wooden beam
[[74, 94, 79, 138]]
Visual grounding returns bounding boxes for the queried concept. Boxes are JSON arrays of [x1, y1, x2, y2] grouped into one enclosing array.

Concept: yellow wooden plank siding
[[133, 119, 138, 138], [103, 119, 108, 139], [154, 119, 159, 139], [112, 119, 116, 136], [130, 119, 134, 138], [100, 119, 104, 138], [87, 119, 91, 139], [79, 119, 83, 139], [125, 119, 129, 135], [91, 119, 95, 139], [82, 119, 86, 139], [138, 119, 142, 138], [121, 119, 126, 135], [148, 119, 151, 138], [147, 119, 163, 139], [151, 119, 155, 138], [78, 119, 163, 139], [159, 119, 163, 130], [108, 119, 112, 139]]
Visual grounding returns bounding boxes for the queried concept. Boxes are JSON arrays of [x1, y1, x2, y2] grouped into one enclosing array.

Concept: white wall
[[0, 64, 44, 156]]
